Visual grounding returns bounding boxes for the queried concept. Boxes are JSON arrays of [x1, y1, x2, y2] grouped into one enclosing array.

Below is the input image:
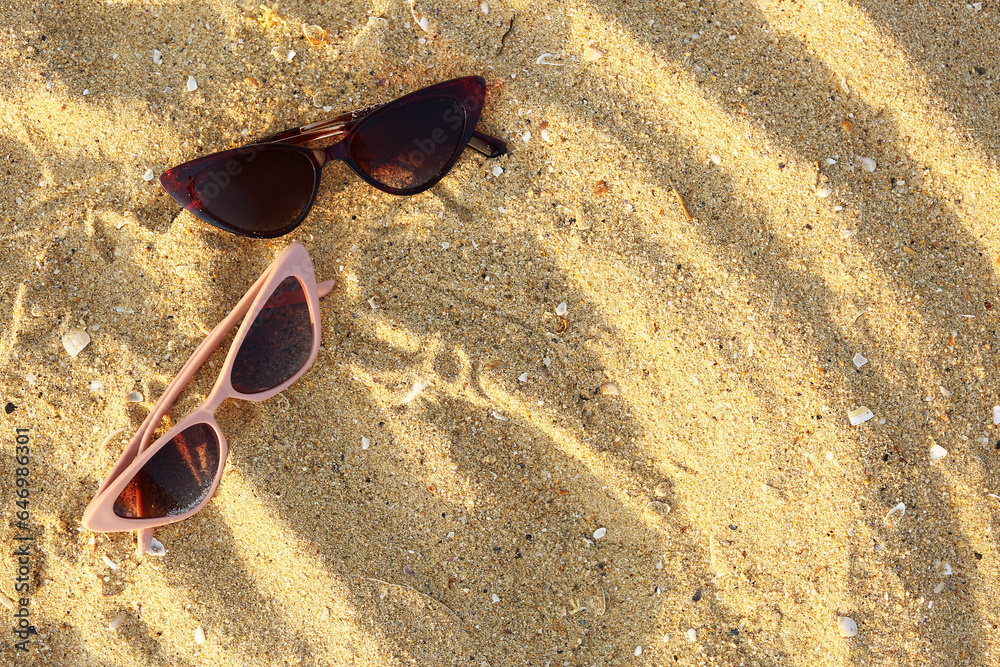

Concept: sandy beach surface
[[2, 0, 1000, 665]]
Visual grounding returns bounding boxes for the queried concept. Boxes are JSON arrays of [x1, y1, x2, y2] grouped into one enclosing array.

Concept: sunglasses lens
[[113, 423, 220, 519], [349, 96, 467, 192], [231, 276, 313, 394], [193, 146, 317, 235]]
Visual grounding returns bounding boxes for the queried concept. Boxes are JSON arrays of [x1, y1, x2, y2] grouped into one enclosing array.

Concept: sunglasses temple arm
[[468, 131, 507, 158]]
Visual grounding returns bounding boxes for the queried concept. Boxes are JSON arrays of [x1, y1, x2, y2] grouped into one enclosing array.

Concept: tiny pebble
[[492, 165, 503, 177], [480, 1, 489, 14], [634, 646, 642, 656], [929, 444, 948, 461], [361, 437, 370, 450], [108, 616, 124, 631], [153, 49, 162, 65], [491, 593, 500, 603], [143, 169, 154, 181], [686, 628, 697, 641], [194, 625, 206, 644], [993, 405, 1000, 425], [518, 372, 529, 382], [441, 242, 450, 250], [710, 154, 721, 165], [933, 582, 945, 594], [582, 46, 604, 62], [852, 352, 868, 367], [186, 76, 197, 92], [63, 329, 91, 357], [522, 131, 531, 143], [593, 527, 607, 539], [838, 616, 858, 637], [125, 390, 143, 402], [860, 157, 876, 172], [555, 302, 568, 316]]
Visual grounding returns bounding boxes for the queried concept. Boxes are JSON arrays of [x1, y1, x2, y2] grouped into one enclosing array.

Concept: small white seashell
[[401, 379, 428, 405], [993, 406, 1000, 425], [522, 131, 531, 143], [817, 2, 824, 14], [492, 165, 504, 177], [593, 527, 607, 539], [89, 380, 103, 393], [686, 628, 697, 641], [840, 76, 851, 95], [645, 501, 671, 519], [848, 406, 874, 426], [480, 1, 489, 14], [368, 295, 381, 309], [83, 88, 89, 96], [194, 625, 206, 644], [747, 341, 755, 357], [555, 302, 567, 316], [62, 329, 91, 357], [491, 593, 500, 603], [143, 169, 154, 181], [536, 53, 563, 66], [153, 49, 162, 65], [441, 242, 450, 250], [541, 129, 550, 142], [933, 582, 945, 594], [929, 444, 947, 461], [815, 185, 833, 198], [285, 49, 296, 62], [852, 352, 868, 368], [710, 154, 721, 165], [146, 537, 166, 556], [837, 616, 858, 637], [884, 502, 905, 524], [860, 157, 876, 172], [635, 646, 643, 656], [825, 157, 837, 165], [599, 382, 620, 395], [582, 46, 604, 62], [0, 591, 14, 611], [361, 437, 370, 450], [491, 410, 509, 422], [186, 76, 197, 92], [102, 554, 119, 570], [108, 616, 124, 631], [518, 372, 529, 382], [320, 607, 331, 620], [942, 562, 953, 576], [542, 356, 552, 367]]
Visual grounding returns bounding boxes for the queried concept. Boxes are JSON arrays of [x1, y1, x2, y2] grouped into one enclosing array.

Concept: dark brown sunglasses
[[160, 76, 507, 238]]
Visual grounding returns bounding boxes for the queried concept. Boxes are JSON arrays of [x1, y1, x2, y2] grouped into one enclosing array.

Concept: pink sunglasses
[[81, 243, 334, 556]]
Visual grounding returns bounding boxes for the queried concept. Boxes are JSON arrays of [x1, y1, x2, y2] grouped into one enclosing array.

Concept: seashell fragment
[[635, 646, 643, 656], [653, 482, 670, 498], [146, 537, 166, 556], [933, 582, 945, 594], [361, 437, 370, 450], [929, 444, 947, 461], [480, 1, 490, 14], [63, 329, 91, 357], [815, 185, 833, 198], [555, 302, 568, 316], [518, 372, 529, 382], [302, 23, 327, 46], [852, 352, 868, 367], [186, 76, 197, 92], [536, 53, 563, 66], [153, 49, 162, 65], [599, 382, 620, 395], [686, 628, 697, 641], [860, 157, 876, 172], [847, 406, 873, 425], [102, 554, 119, 570], [582, 46, 604, 62], [491, 410, 509, 422], [645, 501, 671, 520], [993, 405, 1000, 425], [0, 591, 13, 611], [838, 616, 858, 637], [142, 169, 154, 181], [491, 593, 500, 603], [194, 625, 206, 644], [108, 616, 124, 631], [593, 527, 607, 539], [492, 165, 504, 177], [884, 502, 905, 524]]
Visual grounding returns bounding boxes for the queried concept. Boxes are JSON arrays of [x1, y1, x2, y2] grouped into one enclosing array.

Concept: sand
[[1, 0, 999, 665]]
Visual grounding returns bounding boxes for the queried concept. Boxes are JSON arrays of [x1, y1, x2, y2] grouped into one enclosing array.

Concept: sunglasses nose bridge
[[323, 142, 349, 163]]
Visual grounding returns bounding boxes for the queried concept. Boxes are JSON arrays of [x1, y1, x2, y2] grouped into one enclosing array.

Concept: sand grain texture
[[1, 0, 999, 665]]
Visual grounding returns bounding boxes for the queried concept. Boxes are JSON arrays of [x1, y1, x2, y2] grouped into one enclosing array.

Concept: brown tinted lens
[[113, 423, 220, 519], [230, 276, 313, 394], [193, 145, 317, 235], [349, 96, 466, 191]]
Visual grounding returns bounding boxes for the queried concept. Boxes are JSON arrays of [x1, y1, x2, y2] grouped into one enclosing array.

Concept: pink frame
[[81, 242, 335, 555]]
